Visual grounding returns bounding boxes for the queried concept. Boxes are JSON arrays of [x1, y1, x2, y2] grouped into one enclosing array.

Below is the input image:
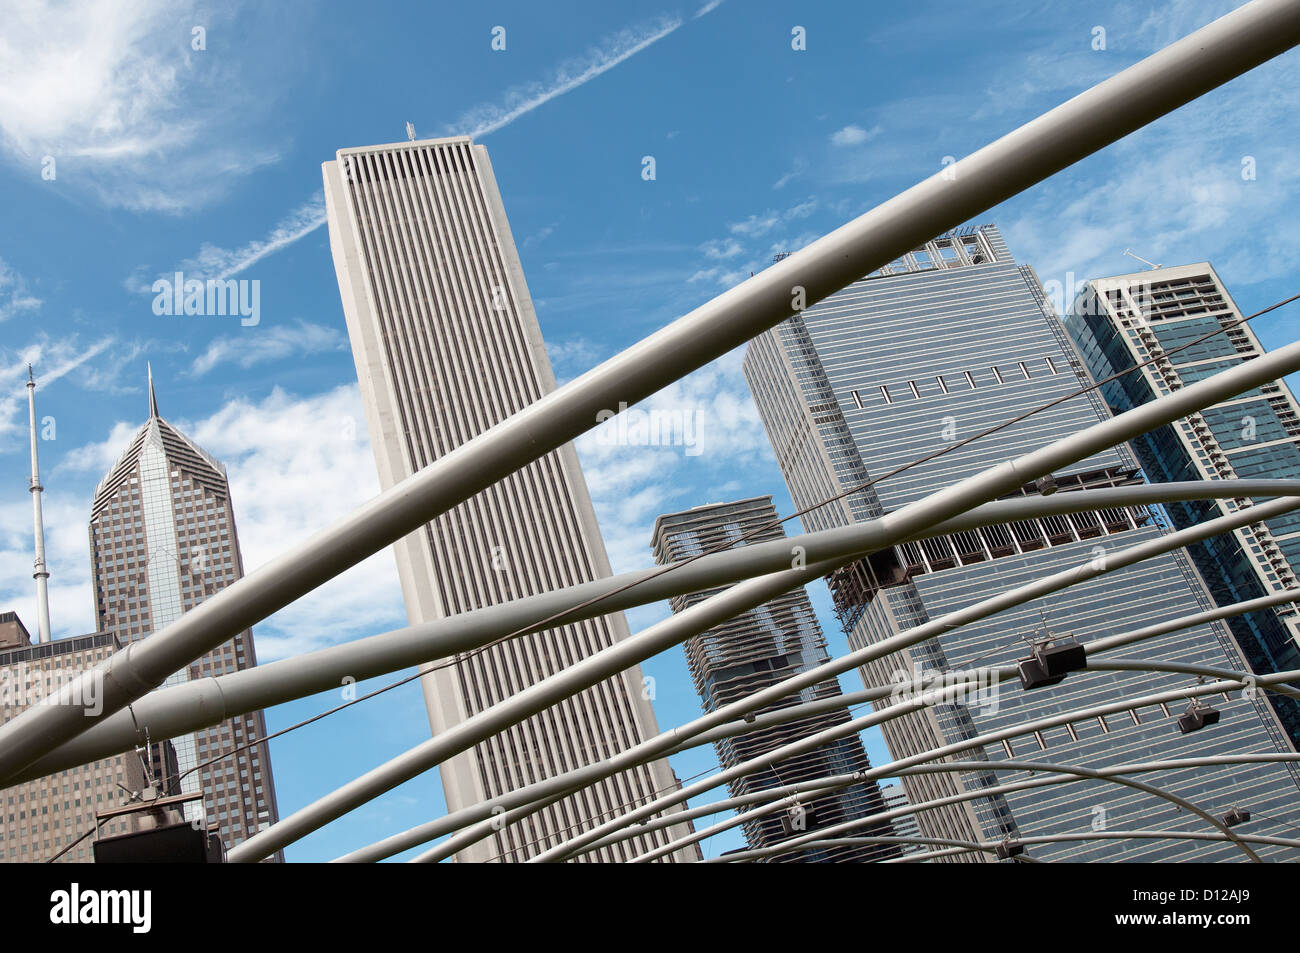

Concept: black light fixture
[[1221, 806, 1251, 827], [1017, 634, 1086, 690], [1035, 473, 1059, 496], [1176, 700, 1221, 734], [994, 839, 1024, 860], [780, 803, 815, 838]]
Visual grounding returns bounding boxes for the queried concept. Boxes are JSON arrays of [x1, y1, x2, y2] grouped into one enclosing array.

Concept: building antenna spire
[[26, 365, 51, 643], [148, 361, 159, 419]]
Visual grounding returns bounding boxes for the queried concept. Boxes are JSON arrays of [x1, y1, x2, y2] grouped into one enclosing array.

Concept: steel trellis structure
[[4, 0, 1299, 795], [351, 496, 1296, 864]]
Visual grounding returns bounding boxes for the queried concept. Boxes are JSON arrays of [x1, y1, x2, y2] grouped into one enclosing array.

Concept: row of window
[[849, 355, 1063, 408]]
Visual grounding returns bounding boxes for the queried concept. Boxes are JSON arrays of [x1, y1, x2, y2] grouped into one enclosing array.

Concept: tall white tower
[[26, 366, 50, 644], [323, 136, 698, 862]]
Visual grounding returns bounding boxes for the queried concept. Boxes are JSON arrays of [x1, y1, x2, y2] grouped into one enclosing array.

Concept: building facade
[[1067, 263, 1300, 746], [651, 497, 896, 862], [322, 136, 698, 862], [743, 223, 1300, 861], [878, 783, 922, 854], [0, 615, 145, 863], [89, 379, 281, 857]]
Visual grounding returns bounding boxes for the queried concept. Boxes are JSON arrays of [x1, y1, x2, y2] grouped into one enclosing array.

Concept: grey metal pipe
[[16, 480, 1295, 786], [610, 661, 1300, 865], [797, 828, 1300, 862], [618, 670, 1300, 863], [244, 482, 1299, 864], [5, 0, 1299, 786], [530, 498, 1300, 863], [342, 495, 1299, 865], [717, 757, 1256, 863], [717, 755, 1300, 863], [410, 616, 1300, 863]]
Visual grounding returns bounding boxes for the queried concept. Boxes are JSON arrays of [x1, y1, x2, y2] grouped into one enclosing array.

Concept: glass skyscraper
[[1067, 263, 1300, 746], [743, 224, 1300, 861], [89, 376, 281, 858], [651, 496, 897, 862], [322, 136, 698, 862]]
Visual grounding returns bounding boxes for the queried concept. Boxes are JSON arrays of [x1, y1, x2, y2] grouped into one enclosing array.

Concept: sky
[[1, 0, 1299, 862]]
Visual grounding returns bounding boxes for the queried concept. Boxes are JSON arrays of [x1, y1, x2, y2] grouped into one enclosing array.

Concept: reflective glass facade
[[89, 387, 281, 857], [744, 224, 1300, 861], [1067, 264, 1300, 746]]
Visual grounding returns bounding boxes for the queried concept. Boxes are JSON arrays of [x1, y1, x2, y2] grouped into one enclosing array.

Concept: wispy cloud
[[694, 0, 726, 17], [830, 124, 880, 147], [443, 16, 683, 139], [190, 319, 346, 376], [0, 256, 40, 321], [0, 334, 117, 445], [0, 0, 284, 212], [171, 193, 328, 283]]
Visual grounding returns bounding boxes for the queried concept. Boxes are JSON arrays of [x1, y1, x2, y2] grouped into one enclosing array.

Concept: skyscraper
[[89, 375, 281, 857], [322, 135, 698, 862], [651, 497, 896, 862], [1067, 263, 1300, 746], [0, 612, 145, 862], [877, 783, 922, 854], [743, 223, 1300, 861]]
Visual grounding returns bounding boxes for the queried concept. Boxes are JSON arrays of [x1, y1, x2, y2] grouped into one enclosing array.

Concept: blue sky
[[2, 0, 1299, 861]]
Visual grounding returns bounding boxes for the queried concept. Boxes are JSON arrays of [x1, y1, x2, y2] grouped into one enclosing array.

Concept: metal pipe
[[16, 480, 1296, 785], [529, 499, 1300, 863], [409, 627, 1300, 864], [339, 497, 1300, 865], [5, 0, 1300, 786], [795, 828, 1300, 862], [716, 755, 1300, 864], [610, 662, 1300, 865]]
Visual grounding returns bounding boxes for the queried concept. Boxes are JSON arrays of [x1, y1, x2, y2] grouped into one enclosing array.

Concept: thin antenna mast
[[26, 366, 51, 643], [1122, 248, 1163, 270]]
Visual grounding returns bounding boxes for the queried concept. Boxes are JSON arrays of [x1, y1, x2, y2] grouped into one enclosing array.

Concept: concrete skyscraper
[[743, 223, 1300, 861], [322, 136, 697, 862], [89, 376, 281, 857], [651, 497, 896, 862], [1067, 263, 1300, 746], [0, 613, 145, 862]]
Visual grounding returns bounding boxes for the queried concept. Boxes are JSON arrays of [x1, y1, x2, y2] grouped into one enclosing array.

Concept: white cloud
[[189, 319, 346, 377], [181, 384, 406, 660], [694, 0, 726, 18], [575, 348, 772, 574], [169, 194, 328, 283], [0, 0, 282, 212], [772, 162, 804, 190], [444, 16, 683, 139], [830, 124, 878, 147], [701, 238, 743, 260], [36, 383, 407, 660], [0, 257, 41, 321], [0, 335, 117, 446], [0, 492, 99, 640], [729, 211, 781, 238]]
